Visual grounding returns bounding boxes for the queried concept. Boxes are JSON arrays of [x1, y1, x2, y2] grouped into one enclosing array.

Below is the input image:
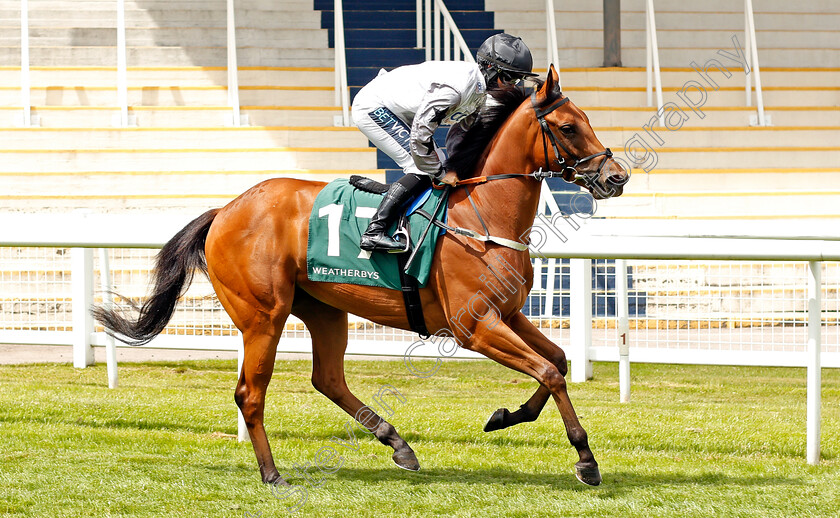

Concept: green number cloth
[[307, 179, 447, 289]]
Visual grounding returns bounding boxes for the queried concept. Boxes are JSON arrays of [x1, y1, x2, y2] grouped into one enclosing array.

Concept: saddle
[[349, 175, 389, 194], [347, 175, 447, 338]]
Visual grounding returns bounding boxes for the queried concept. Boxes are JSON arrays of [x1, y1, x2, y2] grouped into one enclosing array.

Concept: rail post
[[616, 259, 630, 402], [806, 260, 822, 465], [72, 248, 95, 368], [98, 249, 119, 388], [570, 258, 593, 381]]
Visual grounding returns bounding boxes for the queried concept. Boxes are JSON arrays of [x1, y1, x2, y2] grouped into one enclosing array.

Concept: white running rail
[[744, 0, 767, 126], [418, 0, 474, 62], [226, 0, 242, 126], [2, 212, 839, 458], [334, 0, 351, 126], [644, 0, 664, 124]]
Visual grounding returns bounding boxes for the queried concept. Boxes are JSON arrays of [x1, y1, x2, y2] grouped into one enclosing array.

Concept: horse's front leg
[[465, 314, 600, 486], [484, 386, 551, 432], [484, 312, 568, 432], [506, 312, 599, 484]]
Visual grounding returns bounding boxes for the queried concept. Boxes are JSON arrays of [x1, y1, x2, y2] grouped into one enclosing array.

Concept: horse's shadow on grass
[[322, 466, 805, 495], [269, 428, 562, 450]]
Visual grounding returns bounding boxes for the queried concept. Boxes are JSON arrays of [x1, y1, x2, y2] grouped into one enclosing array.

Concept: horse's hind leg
[[292, 289, 420, 471], [235, 319, 288, 485]]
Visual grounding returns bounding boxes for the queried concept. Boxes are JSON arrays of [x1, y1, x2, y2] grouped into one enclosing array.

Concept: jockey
[[353, 33, 538, 253]]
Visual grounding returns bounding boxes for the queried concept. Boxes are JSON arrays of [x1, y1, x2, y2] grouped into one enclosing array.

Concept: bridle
[[416, 90, 620, 256], [529, 91, 613, 190], [444, 92, 615, 193]]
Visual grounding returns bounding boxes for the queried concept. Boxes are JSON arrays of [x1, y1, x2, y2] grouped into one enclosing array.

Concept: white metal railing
[[744, 0, 767, 126], [18, 0, 32, 127], [2, 210, 839, 458], [533, 222, 838, 466], [334, 0, 351, 127], [226, 0, 242, 127], [418, 0, 474, 63], [644, 0, 664, 124], [545, 0, 561, 88]]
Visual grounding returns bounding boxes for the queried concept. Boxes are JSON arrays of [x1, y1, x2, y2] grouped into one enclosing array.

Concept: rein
[[426, 92, 613, 253], [436, 92, 613, 190]]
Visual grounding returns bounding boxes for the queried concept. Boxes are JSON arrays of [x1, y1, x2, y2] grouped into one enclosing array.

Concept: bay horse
[[94, 66, 627, 487]]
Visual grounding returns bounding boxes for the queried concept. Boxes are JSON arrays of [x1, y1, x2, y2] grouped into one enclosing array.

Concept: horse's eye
[[560, 125, 575, 135]]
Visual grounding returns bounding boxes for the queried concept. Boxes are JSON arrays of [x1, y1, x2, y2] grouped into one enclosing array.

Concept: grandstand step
[[331, 28, 498, 49], [594, 127, 840, 150], [0, 66, 336, 88], [313, 0, 486, 9], [487, 0, 838, 12], [0, 105, 344, 127], [543, 88, 840, 108], [595, 191, 840, 219], [580, 107, 840, 129], [528, 48, 840, 70], [0, 196, 232, 213], [525, 47, 840, 71], [0, 148, 377, 172], [555, 68, 840, 90], [512, 28, 840, 53], [241, 107, 344, 127], [614, 147, 840, 170], [320, 10, 494, 30], [0, 9, 323, 28], [0, 171, 384, 198], [0, 127, 368, 149], [0, 170, 387, 213], [0, 46, 335, 67], [495, 9, 840, 32], [0, 27, 329, 49], [629, 168, 840, 192], [344, 48, 425, 68], [0, 85, 336, 107]]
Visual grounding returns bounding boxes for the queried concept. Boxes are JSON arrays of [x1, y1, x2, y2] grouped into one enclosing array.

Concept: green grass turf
[[1, 358, 838, 517]]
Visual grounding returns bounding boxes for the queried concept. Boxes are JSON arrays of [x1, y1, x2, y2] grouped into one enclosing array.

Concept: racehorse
[[94, 66, 627, 487]]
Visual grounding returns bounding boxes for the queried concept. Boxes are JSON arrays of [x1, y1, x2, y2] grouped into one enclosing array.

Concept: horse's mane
[[444, 79, 547, 179]]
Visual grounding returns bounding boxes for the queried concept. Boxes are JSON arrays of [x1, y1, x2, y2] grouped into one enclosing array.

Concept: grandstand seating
[[0, 0, 377, 213], [489, 0, 840, 220]]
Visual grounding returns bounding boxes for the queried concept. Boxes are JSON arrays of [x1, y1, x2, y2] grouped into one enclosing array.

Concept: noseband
[[530, 92, 612, 188]]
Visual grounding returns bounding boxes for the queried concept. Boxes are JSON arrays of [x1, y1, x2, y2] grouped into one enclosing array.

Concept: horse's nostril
[[608, 174, 626, 185]]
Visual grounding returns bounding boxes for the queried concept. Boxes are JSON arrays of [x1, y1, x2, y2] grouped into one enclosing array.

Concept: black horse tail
[[93, 208, 220, 346]]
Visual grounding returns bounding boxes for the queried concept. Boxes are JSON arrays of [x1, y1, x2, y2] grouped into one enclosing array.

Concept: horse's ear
[[542, 64, 559, 97]]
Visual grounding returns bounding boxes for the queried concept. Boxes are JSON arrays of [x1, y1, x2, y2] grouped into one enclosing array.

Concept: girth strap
[[396, 243, 430, 339]]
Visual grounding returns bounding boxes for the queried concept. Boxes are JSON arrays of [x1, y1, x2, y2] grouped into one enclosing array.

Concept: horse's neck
[[451, 112, 542, 244]]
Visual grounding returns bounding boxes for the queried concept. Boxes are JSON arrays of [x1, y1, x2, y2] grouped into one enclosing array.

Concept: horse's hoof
[[263, 472, 290, 486], [574, 463, 602, 487], [392, 448, 421, 471], [484, 408, 510, 432]]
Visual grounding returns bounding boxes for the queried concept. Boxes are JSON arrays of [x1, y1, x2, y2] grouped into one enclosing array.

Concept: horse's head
[[530, 65, 628, 200]]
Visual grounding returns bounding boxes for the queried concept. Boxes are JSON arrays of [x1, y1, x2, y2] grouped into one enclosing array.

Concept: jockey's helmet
[[476, 33, 539, 86]]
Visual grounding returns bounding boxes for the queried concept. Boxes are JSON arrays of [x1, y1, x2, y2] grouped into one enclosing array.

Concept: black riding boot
[[359, 181, 413, 253]]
